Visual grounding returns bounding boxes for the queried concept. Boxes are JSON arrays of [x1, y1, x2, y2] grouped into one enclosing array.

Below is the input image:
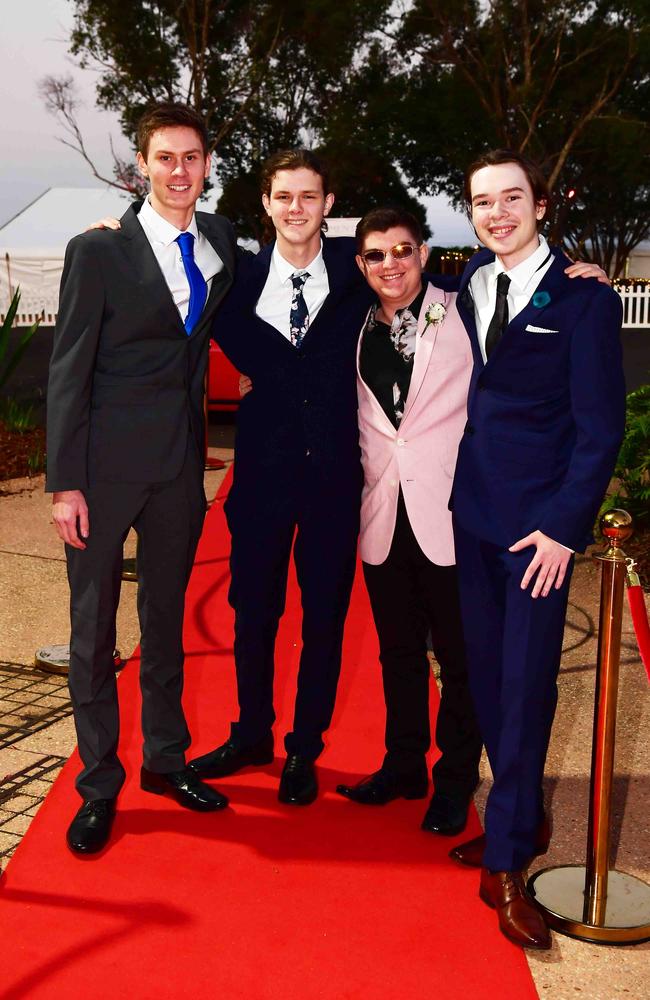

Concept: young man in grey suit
[[46, 103, 237, 855]]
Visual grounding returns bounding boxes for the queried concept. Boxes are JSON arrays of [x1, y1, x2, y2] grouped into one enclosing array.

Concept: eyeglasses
[[360, 243, 421, 266]]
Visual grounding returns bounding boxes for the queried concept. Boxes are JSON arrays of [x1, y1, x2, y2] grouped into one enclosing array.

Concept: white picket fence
[[2, 284, 650, 329], [614, 284, 650, 329]]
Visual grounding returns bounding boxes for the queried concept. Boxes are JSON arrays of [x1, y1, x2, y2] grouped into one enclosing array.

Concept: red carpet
[[0, 473, 537, 999]]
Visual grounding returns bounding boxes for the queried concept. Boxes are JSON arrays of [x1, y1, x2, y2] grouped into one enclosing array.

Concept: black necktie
[[485, 272, 511, 358]]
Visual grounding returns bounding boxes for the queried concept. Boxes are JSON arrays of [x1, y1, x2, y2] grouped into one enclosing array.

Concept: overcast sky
[[2, 1, 475, 245]]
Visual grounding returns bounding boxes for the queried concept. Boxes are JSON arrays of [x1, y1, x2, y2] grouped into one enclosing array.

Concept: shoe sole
[[188, 751, 275, 779], [278, 789, 318, 806], [140, 779, 228, 812], [454, 841, 550, 869]]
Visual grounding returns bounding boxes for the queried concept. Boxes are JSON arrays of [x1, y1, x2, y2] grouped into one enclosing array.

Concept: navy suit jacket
[[451, 245, 626, 552], [213, 237, 375, 508]]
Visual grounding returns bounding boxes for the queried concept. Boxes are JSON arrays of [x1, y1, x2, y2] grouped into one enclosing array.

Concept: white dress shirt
[[471, 235, 554, 363], [137, 196, 223, 324], [255, 241, 329, 341]]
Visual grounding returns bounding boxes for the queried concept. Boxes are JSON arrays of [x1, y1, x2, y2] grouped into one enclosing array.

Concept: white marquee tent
[[0, 187, 134, 324]]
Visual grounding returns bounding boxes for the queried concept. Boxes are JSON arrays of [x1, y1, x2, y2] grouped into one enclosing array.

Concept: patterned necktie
[[485, 271, 511, 358], [289, 272, 310, 347], [176, 232, 208, 335]]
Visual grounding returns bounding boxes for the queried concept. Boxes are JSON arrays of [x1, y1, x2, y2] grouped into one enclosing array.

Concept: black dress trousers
[[362, 492, 482, 798], [65, 437, 206, 801]]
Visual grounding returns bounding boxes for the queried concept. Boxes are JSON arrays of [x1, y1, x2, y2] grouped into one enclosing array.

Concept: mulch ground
[[0, 422, 46, 483]]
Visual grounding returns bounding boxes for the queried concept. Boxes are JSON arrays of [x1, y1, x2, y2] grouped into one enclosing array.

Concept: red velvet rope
[[627, 584, 650, 683]]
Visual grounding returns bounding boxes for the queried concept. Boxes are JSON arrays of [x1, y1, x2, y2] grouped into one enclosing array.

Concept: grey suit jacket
[[46, 203, 236, 492]]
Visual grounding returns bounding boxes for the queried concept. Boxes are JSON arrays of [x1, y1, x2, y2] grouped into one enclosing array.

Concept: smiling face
[[356, 226, 428, 316], [470, 161, 547, 269], [262, 167, 335, 262], [136, 126, 211, 229]]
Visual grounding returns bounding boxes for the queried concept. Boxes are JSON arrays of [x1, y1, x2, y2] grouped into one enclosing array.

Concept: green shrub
[[0, 288, 40, 393], [0, 397, 36, 432], [601, 385, 650, 527]]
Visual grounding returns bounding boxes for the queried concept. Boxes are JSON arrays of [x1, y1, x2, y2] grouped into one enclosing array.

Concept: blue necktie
[[289, 272, 310, 347], [176, 232, 208, 335]]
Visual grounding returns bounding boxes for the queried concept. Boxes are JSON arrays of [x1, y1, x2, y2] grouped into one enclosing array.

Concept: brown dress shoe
[[479, 868, 551, 950], [449, 814, 552, 868]]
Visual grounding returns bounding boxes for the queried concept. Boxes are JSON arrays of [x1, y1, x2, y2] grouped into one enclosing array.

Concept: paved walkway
[[0, 460, 648, 998]]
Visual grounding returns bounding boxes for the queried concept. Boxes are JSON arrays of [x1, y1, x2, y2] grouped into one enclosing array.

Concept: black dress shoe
[[66, 798, 116, 855], [278, 755, 318, 805], [188, 734, 274, 778], [421, 792, 471, 836], [140, 766, 228, 811], [336, 769, 428, 805]]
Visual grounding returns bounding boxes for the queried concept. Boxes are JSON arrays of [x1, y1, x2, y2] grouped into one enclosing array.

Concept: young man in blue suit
[[448, 150, 626, 949]]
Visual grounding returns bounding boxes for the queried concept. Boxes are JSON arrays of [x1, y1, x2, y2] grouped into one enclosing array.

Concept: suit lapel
[[190, 213, 236, 338], [401, 282, 446, 423], [457, 248, 494, 370], [119, 205, 187, 336]]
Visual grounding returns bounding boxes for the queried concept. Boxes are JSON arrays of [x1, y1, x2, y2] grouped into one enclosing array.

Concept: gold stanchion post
[[528, 509, 650, 944]]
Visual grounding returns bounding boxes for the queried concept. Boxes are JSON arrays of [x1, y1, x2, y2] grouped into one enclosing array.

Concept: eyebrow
[[273, 189, 321, 195], [156, 148, 204, 155], [472, 186, 526, 202]]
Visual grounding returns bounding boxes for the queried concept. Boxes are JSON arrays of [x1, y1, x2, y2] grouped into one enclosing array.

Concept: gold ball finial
[[599, 509, 634, 546]]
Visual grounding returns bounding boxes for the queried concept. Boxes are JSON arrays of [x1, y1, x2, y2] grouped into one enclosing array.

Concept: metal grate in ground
[[0, 754, 67, 869], [0, 661, 72, 750]]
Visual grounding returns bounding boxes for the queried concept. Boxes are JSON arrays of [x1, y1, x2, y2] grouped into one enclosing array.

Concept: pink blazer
[[357, 281, 472, 566]]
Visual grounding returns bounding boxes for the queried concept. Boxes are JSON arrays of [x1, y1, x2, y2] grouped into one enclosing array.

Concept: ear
[[262, 192, 272, 217], [203, 154, 212, 179], [323, 192, 335, 217], [419, 243, 429, 268], [136, 151, 148, 179], [536, 199, 547, 222], [355, 254, 367, 278]]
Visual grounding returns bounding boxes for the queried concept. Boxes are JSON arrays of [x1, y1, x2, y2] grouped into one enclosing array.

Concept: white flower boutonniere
[[422, 300, 447, 335]]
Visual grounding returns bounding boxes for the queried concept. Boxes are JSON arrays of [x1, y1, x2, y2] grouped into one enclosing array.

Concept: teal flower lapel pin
[[532, 291, 551, 308]]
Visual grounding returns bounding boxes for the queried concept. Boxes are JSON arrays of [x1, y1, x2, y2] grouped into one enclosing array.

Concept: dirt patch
[[0, 422, 46, 483]]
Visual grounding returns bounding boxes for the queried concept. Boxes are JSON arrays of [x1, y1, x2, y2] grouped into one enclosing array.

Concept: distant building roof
[[0, 187, 135, 255]]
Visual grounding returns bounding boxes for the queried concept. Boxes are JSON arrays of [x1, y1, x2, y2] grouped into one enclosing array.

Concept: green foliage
[[0, 289, 40, 393], [0, 397, 36, 433], [27, 445, 45, 476], [601, 386, 650, 526]]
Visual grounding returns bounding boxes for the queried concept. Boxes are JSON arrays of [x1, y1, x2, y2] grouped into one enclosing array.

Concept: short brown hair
[[355, 206, 423, 254], [464, 149, 551, 227], [136, 102, 209, 160], [260, 148, 331, 200]]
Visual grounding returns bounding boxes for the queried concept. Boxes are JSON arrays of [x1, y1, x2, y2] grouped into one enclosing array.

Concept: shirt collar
[[139, 196, 199, 247], [272, 240, 326, 284], [492, 234, 550, 293]]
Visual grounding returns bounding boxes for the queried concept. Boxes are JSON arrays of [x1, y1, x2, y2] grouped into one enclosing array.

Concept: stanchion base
[[122, 558, 138, 582], [528, 865, 650, 945], [35, 645, 124, 675]]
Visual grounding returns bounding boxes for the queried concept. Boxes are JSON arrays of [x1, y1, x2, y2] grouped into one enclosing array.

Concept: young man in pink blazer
[[336, 207, 483, 835]]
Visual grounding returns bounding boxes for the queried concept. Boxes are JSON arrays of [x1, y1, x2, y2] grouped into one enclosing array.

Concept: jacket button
[[397, 437, 405, 446], [464, 422, 475, 435]]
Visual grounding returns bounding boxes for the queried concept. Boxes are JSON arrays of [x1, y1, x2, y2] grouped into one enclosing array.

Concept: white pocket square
[[525, 324, 559, 334]]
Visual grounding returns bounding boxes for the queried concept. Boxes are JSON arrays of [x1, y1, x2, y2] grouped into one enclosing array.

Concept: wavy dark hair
[[260, 149, 331, 241]]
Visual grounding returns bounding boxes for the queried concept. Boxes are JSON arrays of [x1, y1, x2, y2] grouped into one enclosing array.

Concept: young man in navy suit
[[188, 151, 373, 805], [47, 104, 236, 855], [449, 150, 626, 949]]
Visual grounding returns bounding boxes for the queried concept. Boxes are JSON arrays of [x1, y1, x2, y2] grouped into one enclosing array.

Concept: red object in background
[[207, 340, 240, 411]]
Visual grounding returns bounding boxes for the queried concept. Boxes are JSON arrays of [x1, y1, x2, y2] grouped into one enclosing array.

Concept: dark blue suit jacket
[[212, 237, 373, 509], [451, 245, 626, 552]]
